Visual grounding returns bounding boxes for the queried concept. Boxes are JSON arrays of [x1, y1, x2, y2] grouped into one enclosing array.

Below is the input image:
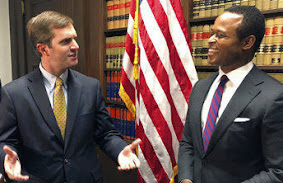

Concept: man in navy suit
[[178, 6, 283, 183], [0, 11, 141, 182]]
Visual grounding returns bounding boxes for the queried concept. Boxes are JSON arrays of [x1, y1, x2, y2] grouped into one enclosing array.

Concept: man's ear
[[242, 35, 256, 51], [36, 43, 50, 56]]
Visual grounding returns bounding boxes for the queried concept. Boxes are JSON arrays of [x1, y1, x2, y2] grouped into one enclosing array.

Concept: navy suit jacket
[[178, 66, 283, 183], [0, 68, 127, 183], [0, 79, 1, 102]]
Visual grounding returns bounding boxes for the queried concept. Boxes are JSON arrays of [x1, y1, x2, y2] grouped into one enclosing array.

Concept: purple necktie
[[203, 75, 229, 151]]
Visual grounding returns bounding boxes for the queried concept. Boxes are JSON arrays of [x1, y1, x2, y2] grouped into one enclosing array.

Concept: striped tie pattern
[[203, 75, 229, 151], [53, 77, 66, 139]]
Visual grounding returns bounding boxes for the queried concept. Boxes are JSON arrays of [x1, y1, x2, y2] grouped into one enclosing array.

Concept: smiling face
[[208, 12, 245, 73], [39, 23, 79, 76]]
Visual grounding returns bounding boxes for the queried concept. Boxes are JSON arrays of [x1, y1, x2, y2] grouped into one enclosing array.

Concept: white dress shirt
[[39, 63, 68, 109], [201, 61, 254, 131]]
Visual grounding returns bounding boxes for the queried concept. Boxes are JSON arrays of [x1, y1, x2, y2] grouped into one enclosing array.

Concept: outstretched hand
[[117, 138, 142, 171], [3, 145, 29, 181]]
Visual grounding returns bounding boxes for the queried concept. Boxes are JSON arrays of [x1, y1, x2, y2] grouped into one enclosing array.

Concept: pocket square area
[[234, 117, 250, 122]]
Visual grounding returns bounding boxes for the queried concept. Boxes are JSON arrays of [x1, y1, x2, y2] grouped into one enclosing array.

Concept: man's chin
[[70, 59, 79, 65], [208, 59, 217, 66]]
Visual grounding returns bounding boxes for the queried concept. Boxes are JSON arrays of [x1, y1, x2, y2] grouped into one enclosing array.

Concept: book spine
[[202, 24, 210, 66], [263, 0, 271, 11], [107, 72, 111, 100], [119, 0, 126, 28], [107, 1, 114, 29], [211, 0, 218, 17], [217, 0, 224, 16], [199, 0, 206, 18], [241, 0, 249, 6], [256, 0, 263, 11], [125, 0, 131, 26], [109, 37, 114, 69], [270, 0, 279, 9], [113, 0, 120, 29], [264, 18, 274, 65], [205, 0, 212, 18], [271, 17, 282, 65]]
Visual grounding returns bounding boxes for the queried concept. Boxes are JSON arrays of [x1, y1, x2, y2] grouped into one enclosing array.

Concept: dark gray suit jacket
[[0, 79, 1, 102], [0, 68, 127, 183], [178, 65, 283, 183]]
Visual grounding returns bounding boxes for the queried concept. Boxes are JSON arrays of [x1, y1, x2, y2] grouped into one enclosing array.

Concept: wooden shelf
[[262, 8, 283, 16], [190, 16, 217, 24], [106, 100, 126, 107], [258, 66, 283, 72], [105, 28, 127, 37], [196, 65, 218, 71], [104, 68, 122, 72]]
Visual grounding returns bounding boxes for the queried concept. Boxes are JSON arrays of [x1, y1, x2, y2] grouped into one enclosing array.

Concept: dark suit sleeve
[[178, 85, 198, 182], [242, 92, 283, 183], [0, 87, 20, 176], [0, 79, 1, 102], [93, 81, 127, 164]]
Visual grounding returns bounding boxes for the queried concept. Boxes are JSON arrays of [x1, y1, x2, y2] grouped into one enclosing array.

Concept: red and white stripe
[[119, 0, 198, 182]]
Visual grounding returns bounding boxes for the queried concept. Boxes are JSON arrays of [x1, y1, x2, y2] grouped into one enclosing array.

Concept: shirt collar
[[39, 63, 68, 91], [218, 61, 254, 87]]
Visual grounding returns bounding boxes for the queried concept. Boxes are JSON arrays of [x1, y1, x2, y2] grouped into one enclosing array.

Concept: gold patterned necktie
[[53, 77, 67, 139]]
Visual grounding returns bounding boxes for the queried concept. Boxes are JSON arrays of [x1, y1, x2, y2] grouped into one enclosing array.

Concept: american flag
[[119, 0, 198, 182]]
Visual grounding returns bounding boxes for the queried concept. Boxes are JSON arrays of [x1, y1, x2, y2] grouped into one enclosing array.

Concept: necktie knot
[[55, 78, 63, 87], [220, 75, 229, 87]]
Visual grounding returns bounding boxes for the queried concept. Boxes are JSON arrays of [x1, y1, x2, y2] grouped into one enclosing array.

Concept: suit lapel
[[27, 68, 64, 144], [205, 67, 262, 155], [194, 73, 218, 156], [64, 70, 81, 151]]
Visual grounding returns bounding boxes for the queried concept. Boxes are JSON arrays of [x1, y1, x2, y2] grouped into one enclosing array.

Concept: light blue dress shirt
[[39, 63, 68, 109]]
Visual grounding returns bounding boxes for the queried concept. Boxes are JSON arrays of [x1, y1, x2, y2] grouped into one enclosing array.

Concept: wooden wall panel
[[83, 1, 105, 89]]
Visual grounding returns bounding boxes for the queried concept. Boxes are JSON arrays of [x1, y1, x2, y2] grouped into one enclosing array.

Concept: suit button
[[64, 159, 69, 163]]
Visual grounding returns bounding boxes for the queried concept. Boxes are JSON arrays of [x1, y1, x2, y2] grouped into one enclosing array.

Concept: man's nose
[[208, 34, 216, 44], [71, 40, 79, 50]]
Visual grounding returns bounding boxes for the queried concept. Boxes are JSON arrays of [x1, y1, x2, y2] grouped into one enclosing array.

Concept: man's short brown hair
[[27, 11, 73, 56]]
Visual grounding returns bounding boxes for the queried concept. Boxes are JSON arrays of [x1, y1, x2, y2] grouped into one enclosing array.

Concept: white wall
[[0, 0, 12, 85]]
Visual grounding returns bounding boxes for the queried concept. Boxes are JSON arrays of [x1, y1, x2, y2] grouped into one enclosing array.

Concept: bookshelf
[[189, 0, 283, 82], [104, 0, 135, 141]]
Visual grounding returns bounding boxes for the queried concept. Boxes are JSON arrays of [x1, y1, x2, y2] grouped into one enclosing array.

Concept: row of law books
[[190, 16, 283, 66], [106, 35, 126, 69], [106, 71, 122, 102], [190, 24, 213, 66], [193, 0, 283, 19], [256, 17, 283, 66], [107, 0, 131, 29], [107, 106, 136, 141]]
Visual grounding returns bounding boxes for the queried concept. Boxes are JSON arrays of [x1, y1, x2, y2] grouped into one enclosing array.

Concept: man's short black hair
[[225, 6, 265, 54]]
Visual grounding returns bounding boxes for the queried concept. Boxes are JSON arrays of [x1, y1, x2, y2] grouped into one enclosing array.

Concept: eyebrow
[[59, 35, 77, 44], [59, 38, 72, 44]]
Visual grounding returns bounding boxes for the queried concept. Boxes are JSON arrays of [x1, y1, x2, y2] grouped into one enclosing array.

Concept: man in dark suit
[[178, 6, 283, 183], [0, 11, 141, 183]]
